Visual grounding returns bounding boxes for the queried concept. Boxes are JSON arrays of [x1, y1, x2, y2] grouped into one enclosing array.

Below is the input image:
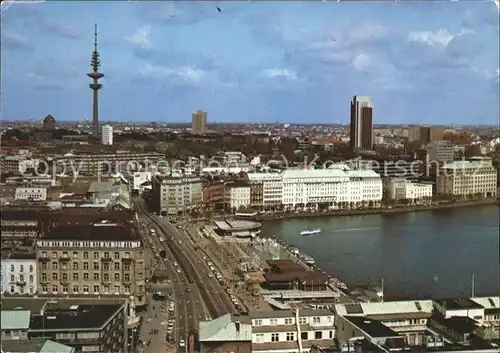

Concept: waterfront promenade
[[257, 198, 498, 221]]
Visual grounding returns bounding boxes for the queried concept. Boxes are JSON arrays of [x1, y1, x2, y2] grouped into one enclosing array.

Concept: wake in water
[[323, 227, 380, 233]]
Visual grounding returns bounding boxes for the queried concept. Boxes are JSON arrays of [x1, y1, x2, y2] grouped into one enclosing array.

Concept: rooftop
[[30, 303, 122, 330], [282, 168, 348, 179], [0, 339, 72, 353], [213, 220, 261, 231], [343, 316, 400, 338], [250, 308, 333, 319], [267, 259, 305, 273], [198, 313, 252, 342], [334, 300, 434, 317], [42, 224, 139, 241], [437, 298, 484, 311], [1, 310, 31, 330], [264, 271, 328, 283]]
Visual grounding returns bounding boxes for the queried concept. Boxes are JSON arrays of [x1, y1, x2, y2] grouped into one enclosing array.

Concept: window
[[62, 273, 68, 280], [20, 265, 24, 272], [73, 285, 79, 293], [41, 273, 47, 280], [255, 333, 264, 343], [93, 252, 99, 259], [104, 285, 109, 293], [62, 251, 68, 258], [29, 287, 33, 294], [124, 264, 130, 271], [104, 273, 110, 281], [114, 262, 120, 270], [103, 263, 109, 271], [285, 318, 293, 325], [83, 273, 89, 280], [41, 263, 47, 270], [124, 273, 130, 281], [83, 262, 89, 270], [94, 273, 100, 280], [52, 262, 58, 270], [84, 252, 89, 259], [301, 332, 308, 340], [63, 285, 69, 293], [83, 285, 89, 293], [93, 262, 99, 270], [73, 262, 78, 270], [329, 331, 333, 339], [114, 285, 120, 293], [315, 331, 322, 339], [271, 333, 279, 342], [10, 275, 15, 282], [52, 273, 58, 280], [52, 285, 58, 293], [270, 318, 277, 326], [114, 252, 120, 259], [10, 265, 14, 272], [312, 317, 320, 324], [93, 285, 100, 293], [124, 285, 130, 293], [299, 317, 307, 324], [73, 252, 78, 258], [29, 275, 33, 282], [114, 273, 120, 281], [29, 265, 33, 273], [104, 252, 110, 258], [73, 273, 79, 280], [52, 252, 57, 258], [286, 332, 295, 341], [10, 286, 15, 293]]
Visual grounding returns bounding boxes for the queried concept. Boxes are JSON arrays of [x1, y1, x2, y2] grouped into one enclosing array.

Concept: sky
[[1, 1, 499, 125]]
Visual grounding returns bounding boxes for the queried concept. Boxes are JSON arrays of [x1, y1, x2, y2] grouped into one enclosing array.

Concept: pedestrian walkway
[[138, 294, 172, 353]]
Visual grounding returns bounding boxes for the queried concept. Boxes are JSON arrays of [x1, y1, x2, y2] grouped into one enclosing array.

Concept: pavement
[[138, 293, 172, 353]]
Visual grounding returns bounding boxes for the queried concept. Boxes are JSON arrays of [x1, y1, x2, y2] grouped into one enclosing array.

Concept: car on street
[[208, 273, 213, 278], [176, 269, 181, 273], [179, 339, 185, 347], [185, 287, 191, 292]]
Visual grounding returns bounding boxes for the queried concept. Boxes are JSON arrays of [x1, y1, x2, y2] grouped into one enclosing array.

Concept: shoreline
[[256, 199, 498, 221]]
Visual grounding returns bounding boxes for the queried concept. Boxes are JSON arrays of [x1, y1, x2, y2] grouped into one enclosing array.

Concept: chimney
[[235, 321, 241, 332]]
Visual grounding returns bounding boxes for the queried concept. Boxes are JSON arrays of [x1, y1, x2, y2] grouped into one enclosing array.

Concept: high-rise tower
[[88, 24, 104, 138], [349, 95, 373, 150]]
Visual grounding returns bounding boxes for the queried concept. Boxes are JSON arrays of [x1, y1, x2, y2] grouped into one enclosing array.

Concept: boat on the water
[[300, 228, 321, 236], [301, 254, 315, 266]]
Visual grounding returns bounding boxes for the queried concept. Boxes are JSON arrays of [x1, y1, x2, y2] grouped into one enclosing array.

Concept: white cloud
[[260, 68, 299, 80], [125, 25, 152, 49], [352, 54, 375, 72], [3, 30, 32, 50], [139, 63, 204, 84], [407, 28, 474, 48]]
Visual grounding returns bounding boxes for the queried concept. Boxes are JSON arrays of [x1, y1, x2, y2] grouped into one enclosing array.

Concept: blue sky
[[2, 1, 499, 125]]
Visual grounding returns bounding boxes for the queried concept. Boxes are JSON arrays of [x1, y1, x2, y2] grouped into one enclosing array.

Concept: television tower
[[88, 24, 104, 138]]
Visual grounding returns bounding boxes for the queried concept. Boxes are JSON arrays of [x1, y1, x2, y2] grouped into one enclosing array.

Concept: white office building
[[228, 183, 251, 210], [281, 168, 383, 208], [101, 125, 113, 145], [1, 255, 38, 295], [386, 178, 433, 201], [14, 187, 47, 201], [130, 172, 152, 192], [151, 175, 203, 215]]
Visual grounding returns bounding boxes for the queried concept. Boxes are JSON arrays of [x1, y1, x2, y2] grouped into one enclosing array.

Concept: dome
[[43, 114, 55, 122]]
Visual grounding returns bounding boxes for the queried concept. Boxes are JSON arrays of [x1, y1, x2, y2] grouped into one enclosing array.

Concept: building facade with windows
[[15, 187, 47, 201], [1, 253, 38, 295], [436, 158, 497, 198], [35, 224, 147, 307], [227, 182, 251, 210], [385, 178, 433, 201], [151, 175, 203, 215], [251, 309, 335, 353], [247, 173, 283, 208]]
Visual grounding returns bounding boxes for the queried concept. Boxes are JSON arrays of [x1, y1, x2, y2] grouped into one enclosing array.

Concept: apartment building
[[35, 224, 147, 306], [1, 207, 42, 246], [14, 187, 47, 201], [151, 175, 203, 215], [128, 171, 151, 193], [198, 309, 336, 353], [345, 170, 383, 206], [227, 182, 251, 210], [249, 181, 264, 209], [426, 140, 454, 163], [436, 158, 497, 198], [248, 172, 283, 209], [1, 297, 127, 353], [1, 252, 38, 295], [385, 178, 433, 202]]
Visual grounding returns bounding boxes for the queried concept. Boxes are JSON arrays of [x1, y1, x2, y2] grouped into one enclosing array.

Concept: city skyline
[[2, 1, 499, 124]]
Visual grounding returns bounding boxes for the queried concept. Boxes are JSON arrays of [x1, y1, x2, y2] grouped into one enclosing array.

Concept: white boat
[[302, 255, 315, 266], [300, 228, 321, 236]]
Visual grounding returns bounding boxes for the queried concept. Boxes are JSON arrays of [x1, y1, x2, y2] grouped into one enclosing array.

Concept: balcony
[[101, 278, 112, 284], [100, 257, 112, 262], [59, 255, 70, 262], [121, 257, 134, 263], [16, 280, 26, 286], [39, 256, 50, 262], [122, 278, 133, 284]]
